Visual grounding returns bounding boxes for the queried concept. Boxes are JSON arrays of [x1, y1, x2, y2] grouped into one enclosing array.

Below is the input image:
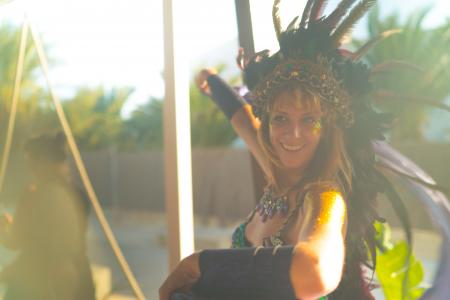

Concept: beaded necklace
[[255, 188, 289, 222]]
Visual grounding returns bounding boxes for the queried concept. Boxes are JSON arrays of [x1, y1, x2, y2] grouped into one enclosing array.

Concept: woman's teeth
[[281, 143, 304, 151]]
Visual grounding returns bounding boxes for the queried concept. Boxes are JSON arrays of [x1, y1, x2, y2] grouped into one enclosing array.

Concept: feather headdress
[[243, 0, 449, 126]]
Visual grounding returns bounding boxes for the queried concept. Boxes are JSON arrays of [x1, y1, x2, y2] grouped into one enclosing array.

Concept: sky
[[1, 0, 449, 116]]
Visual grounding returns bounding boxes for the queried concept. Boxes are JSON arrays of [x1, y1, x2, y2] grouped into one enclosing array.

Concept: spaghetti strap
[[243, 207, 257, 225], [277, 188, 309, 238]]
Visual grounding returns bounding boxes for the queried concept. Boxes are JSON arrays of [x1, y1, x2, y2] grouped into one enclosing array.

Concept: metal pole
[[234, 0, 255, 57], [163, 0, 195, 270], [235, 0, 266, 202]]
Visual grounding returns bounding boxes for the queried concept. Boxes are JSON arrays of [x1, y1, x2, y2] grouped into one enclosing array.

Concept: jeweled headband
[[252, 56, 354, 127]]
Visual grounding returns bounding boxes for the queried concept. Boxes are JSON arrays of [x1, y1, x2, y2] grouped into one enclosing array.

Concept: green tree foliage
[[0, 23, 45, 111], [123, 67, 238, 150], [62, 86, 133, 150], [1, 22, 134, 151], [1, 20, 236, 151], [189, 73, 237, 148], [0, 22, 53, 151], [121, 97, 164, 150], [356, 6, 450, 141]]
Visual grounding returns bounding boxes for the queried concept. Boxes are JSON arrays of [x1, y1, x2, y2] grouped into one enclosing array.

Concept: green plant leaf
[[375, 223, 426, 300]]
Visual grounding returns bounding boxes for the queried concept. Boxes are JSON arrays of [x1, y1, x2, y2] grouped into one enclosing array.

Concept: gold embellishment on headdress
[[252, 57, 354, 127]]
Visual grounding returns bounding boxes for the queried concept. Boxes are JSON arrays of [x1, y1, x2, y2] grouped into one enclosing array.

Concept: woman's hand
[[195, 68, 218, 97], [159, 252, 201, 300], [0, 212, 13, 237]]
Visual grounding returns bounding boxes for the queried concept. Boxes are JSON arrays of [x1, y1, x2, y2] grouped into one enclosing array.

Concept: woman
[[0, 132, 95, 300], [160, 0, 417, 299]]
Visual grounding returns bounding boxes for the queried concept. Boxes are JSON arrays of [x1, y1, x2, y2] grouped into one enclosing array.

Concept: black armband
[[191, 246, 297, 300], [207, 75, 244, 120]]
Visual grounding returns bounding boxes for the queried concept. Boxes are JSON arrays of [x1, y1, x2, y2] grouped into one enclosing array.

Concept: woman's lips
[[280, 142, 305, 152]]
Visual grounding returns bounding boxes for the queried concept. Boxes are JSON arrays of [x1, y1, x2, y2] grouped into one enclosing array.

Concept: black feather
[[299, 0, 316, 28], [285, 16, 300, 32], [332, 0, 377, 46], [310, 0, 329, 21], [324, 0, 358, 29]]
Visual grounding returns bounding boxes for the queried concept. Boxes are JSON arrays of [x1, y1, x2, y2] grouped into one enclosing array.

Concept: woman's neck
[[275, 166, 304, 192]]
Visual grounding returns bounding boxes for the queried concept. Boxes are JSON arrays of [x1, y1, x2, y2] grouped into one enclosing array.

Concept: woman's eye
[[271, 115, 287, 124], [303, 116, 322, 130], [303, 116, 316, 124]]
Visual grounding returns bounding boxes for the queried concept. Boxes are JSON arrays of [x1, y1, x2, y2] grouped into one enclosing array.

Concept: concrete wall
[[70, 143, 449, 228], [73, 149, 255, 220]]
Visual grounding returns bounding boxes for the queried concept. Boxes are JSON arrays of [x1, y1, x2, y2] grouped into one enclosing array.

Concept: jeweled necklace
[[256, 188, 289, 222]]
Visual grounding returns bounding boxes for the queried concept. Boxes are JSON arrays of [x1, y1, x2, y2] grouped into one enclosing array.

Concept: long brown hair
[[257, 84, 380, 299]]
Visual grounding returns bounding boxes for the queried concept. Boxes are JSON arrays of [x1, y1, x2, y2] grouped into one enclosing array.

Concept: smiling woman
[[160, 0, 449, 299], [160, 0, 396, 298]]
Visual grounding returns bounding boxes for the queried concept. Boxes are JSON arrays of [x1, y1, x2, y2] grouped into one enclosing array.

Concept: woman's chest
[[245, 207, 305, 246]]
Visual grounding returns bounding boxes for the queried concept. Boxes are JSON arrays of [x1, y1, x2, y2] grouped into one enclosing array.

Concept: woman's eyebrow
[[272, 110, 289, 115], [302, 110, 322, 115], [273, 109, 321, 115]]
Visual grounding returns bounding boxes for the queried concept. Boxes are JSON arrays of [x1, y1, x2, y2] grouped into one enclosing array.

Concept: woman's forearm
[[206, 75, 244, 120], [290, 240, 344, 299], [192, 246, 297, 299], [191, 244, 342, 299], [230, 106, 271, 177], [206, 75, 270, 177]]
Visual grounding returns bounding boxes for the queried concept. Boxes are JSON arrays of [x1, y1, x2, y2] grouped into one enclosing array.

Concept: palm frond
[[332, 0, 377, 47], [353, 29, 401, 61], [372, 90, 450, 112], [273, 0, 282, 41], [370, 60, 423, 77]]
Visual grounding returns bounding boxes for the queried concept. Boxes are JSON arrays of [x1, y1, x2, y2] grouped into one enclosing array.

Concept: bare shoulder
[[303, 188, 346, 214], [299, 187, 347, 239]]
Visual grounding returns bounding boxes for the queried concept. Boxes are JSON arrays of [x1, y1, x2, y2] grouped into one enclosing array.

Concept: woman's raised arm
[[195, 69, 271, 177]]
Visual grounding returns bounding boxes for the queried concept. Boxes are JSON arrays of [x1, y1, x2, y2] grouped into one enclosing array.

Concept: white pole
[[162, 0, 195, 270]]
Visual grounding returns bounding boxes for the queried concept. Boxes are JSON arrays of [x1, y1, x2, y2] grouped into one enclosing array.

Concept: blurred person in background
[[0, 131, 95, 300]]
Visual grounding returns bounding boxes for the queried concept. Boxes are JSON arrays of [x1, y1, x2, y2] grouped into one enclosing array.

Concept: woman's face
[[269, 88, 322, 172]]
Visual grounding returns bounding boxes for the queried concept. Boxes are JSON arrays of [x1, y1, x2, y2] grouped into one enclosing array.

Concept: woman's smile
[[279, 142, 306, 152]]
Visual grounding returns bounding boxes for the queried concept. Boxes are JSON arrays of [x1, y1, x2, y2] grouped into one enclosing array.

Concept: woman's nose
[[292, 123, 302, 138]]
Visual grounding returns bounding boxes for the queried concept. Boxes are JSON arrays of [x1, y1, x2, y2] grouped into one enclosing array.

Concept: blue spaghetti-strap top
[[231, 222, 252, 248]]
